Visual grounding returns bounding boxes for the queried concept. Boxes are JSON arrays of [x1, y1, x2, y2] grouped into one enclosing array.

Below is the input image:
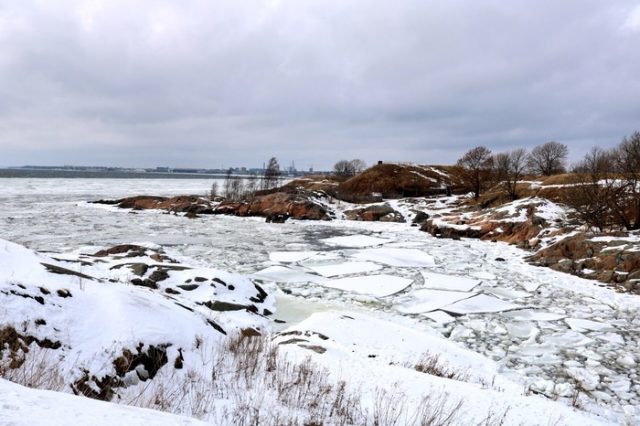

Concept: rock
[[344, 204, 404, 222], [127, 263, 149, 277], [412, 211, 430, 224], [214, 191, 330, 221]]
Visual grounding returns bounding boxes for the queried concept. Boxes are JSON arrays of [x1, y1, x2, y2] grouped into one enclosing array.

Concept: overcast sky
[[1, 1, 639, 170]]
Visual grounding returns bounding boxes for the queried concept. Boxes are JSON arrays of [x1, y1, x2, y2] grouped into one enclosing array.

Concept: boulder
[[214, 191, 330, 221], [344, 204, 405, 222]]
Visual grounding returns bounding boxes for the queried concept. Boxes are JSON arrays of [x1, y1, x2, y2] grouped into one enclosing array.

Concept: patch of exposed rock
[[213, 191, 331, 221], [528, 234, 640, 294], [91, 195, 214, 215], [344, 203, 405, 222]]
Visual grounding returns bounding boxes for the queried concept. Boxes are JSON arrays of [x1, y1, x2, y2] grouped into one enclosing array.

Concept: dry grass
[[412, 353, 470, 382], [1, 333, 516, 426], [337, 163, 454, 202]]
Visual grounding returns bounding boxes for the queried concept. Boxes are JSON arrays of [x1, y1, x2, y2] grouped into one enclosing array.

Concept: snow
[[351, 248, 436, 267], [275, 311, 610, 426], [421, 271, 481, 292], [2, 178, 640, 424], [442, 294, 521, 315], [319, 274, 413, 297], [0, 379, 204, 426]]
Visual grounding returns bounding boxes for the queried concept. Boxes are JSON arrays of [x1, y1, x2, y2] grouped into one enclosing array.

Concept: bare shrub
[[413, 353, 470, 382], [0, 345, 66, 392]]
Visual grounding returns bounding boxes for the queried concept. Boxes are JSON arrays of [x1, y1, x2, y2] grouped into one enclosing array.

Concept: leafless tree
[[456, 146, 493, 199], [223, 168, 233, 198], [566, 147, 618, 231], [209, 182, 219, 200], [527, 141, 569, 176], [262, 157, 281, 190], [333, 159, 367, 180], [613, 131, 640, 229], [495, 148, 528, 200], [244, 173, 259, 200]]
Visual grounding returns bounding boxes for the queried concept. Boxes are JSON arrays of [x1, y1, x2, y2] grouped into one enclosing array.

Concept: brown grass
[[337, 163, 456, 202]]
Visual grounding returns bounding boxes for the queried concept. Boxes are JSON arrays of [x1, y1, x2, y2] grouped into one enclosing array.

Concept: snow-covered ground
[[1, 178, 640, 424], [0, 379, 204, 426]]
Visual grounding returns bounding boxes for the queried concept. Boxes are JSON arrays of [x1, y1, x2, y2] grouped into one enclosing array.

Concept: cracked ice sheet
[[565, 318, 614, 332], [319, 274, 413, 297], [396, 289, 475, 314], [421, 271, 480, 292], [251, 265, 327, 284], [307, 261, 382, 278], [442, 294, 521, 315], [501, 309, 565, 322], [269, 251, 317, 263], [351, 248, 435, 267], [321, 235, 391, 247]]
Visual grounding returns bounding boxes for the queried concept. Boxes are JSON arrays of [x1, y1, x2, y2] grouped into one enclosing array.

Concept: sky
[[1, 0, 639, 170]]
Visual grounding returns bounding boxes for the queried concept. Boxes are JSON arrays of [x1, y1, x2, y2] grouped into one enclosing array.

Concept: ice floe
[[319, 274, 413, 297], [307, 261, 382, 277], [321, 235, 391, 247], [351, 248, 435, 267], [442, 294, 521, 315], [251, 265, 327, 284], [396, 289, 474, 314], [269, 251, 317, 263], [421, 271, 480, 292]]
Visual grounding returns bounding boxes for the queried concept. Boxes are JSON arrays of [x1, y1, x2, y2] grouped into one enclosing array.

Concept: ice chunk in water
[[351, 248, 435, 267], [565, 318, 614, 332], [269, 251, 317, 263], [421, 271, 480, 292], [251, 266, 326, 284], [421, 310, 456, 325], [321, 235, 391, 247], [501, 309, 565, 322], [396, 289, 474, 314], [319, 274, 412, 297], [308, 261, 382, 277], [442, 294, 520, 315]]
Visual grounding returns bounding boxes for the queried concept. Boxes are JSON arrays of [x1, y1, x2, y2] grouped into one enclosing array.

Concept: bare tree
[[527, 141, 569, 176], [496, 148, 528, 200], [209, 181, 219, 200], [456, 146, 493, 199], [333, 159, 367, 180], [223, 168, 233, 198], [566, 147, 617, 231], [614, 131, 640, 229], [244, 173, 259, 200], [263, 157, 281, 190]]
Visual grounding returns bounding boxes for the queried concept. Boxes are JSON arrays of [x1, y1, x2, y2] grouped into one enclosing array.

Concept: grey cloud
[[1, 0, 639, 169]]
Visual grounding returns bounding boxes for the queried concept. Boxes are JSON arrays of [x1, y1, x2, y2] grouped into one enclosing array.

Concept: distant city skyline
[[1, 1, 640, 169]]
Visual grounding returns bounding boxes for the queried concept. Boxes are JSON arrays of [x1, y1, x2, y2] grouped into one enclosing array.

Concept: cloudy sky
[[1, 1, 639, 170]]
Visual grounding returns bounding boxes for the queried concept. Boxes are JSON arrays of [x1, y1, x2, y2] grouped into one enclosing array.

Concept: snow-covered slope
[[0, 238, 273, 400], [0, 378, 205, 426]]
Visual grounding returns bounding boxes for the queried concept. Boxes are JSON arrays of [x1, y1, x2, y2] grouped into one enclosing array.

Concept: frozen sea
[[1, 177, 639, 420]]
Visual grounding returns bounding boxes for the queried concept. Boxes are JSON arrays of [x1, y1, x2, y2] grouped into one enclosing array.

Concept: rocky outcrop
[[344, 204, 405, 222], [529, 234, 640, 293], [336, 163, 458, 202], [91, 196, 214, 214], [213, 192, 331, 221]]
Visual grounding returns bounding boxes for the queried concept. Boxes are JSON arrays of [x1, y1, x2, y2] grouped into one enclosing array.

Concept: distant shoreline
[[0, 168, 235, 179]]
